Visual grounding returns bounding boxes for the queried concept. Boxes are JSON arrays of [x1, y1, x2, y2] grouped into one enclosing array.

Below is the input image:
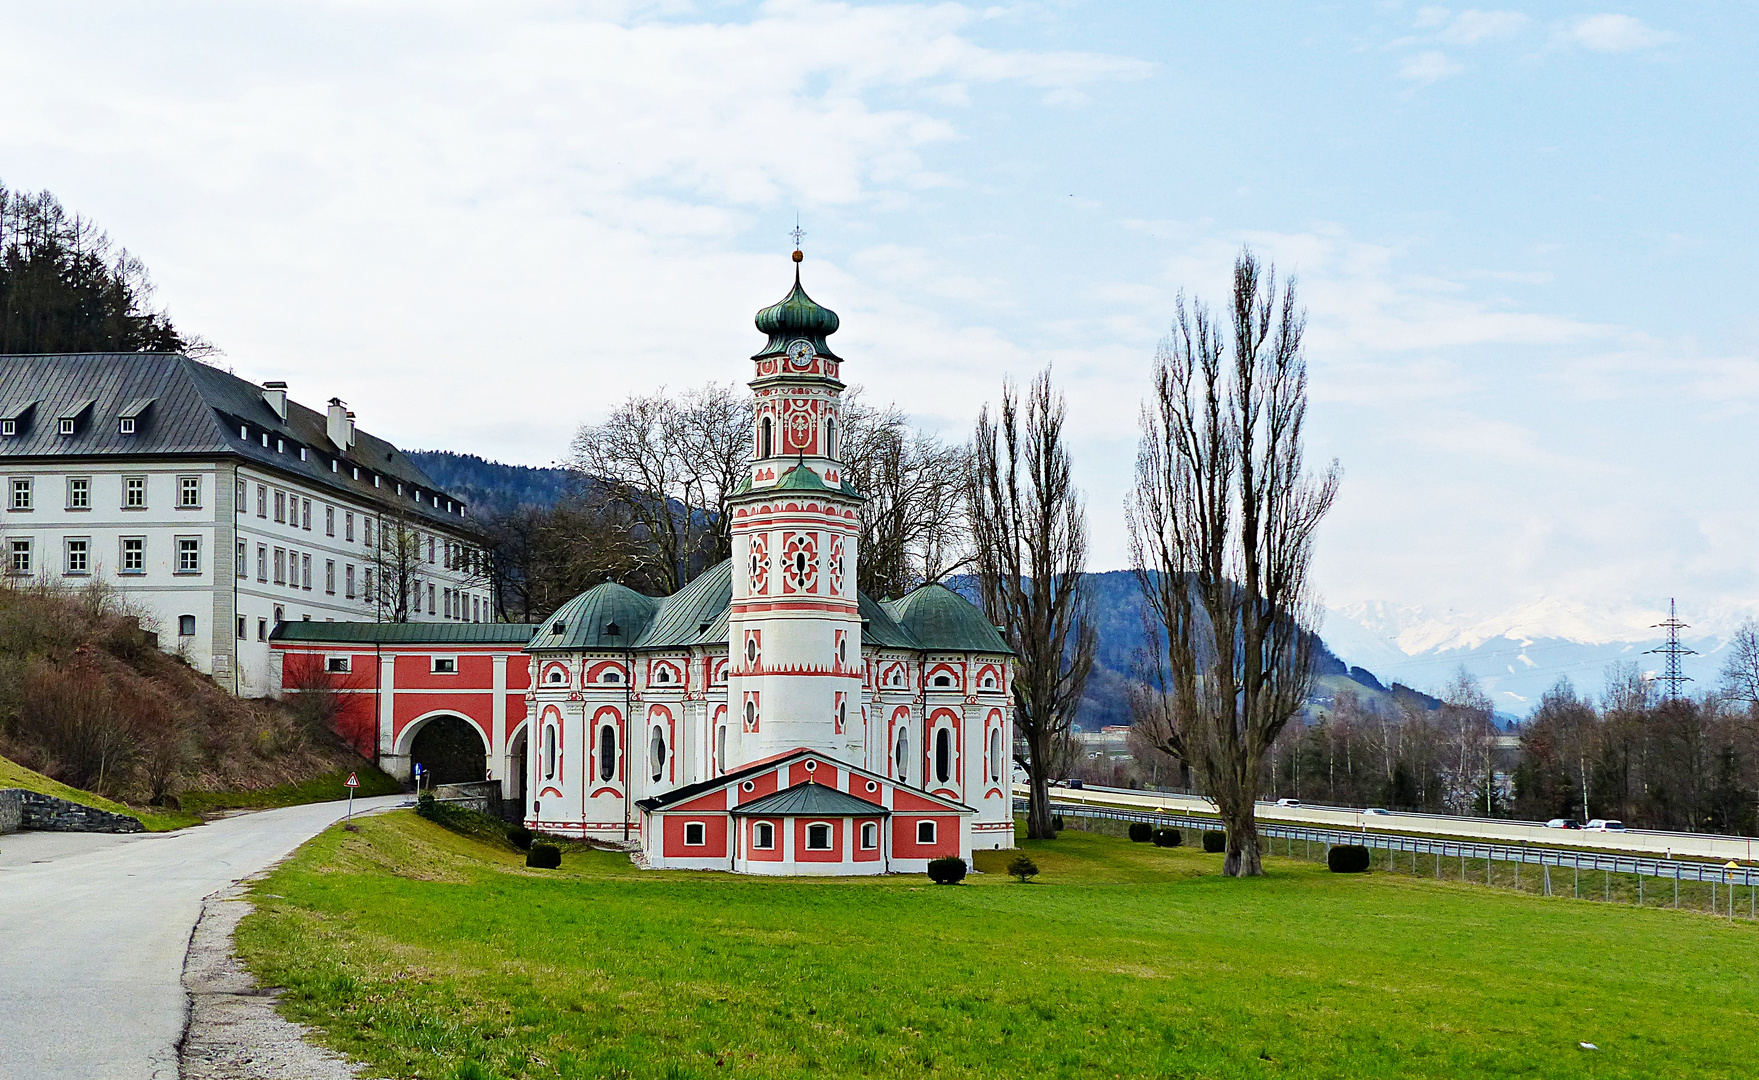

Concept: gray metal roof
[[525, 582, 661, 651], [635, 560, 732, 648], [270, 621, 538, 645], [0, 353, 471, 531], [728, 781, 890, 817]]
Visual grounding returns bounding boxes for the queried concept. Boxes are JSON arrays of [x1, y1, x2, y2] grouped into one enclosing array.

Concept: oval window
[[935, 728, 951, 784], [599, 725, 616, 781], [650, 725, 666, 782]]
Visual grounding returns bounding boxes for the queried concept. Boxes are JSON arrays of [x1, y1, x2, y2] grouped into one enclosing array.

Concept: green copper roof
[[636, 560, 733, 648], [884, 583, 1011, 654], [728, 781, 890, 817], [859, 592, 921, 649], [526, 582, 661, 651], [775, 460, 828, 492], [270, 622, 536, 645], [753, 272, 840, 360]]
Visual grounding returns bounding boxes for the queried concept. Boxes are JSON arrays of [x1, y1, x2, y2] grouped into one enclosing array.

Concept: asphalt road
[[0, 794, 406, 1080]]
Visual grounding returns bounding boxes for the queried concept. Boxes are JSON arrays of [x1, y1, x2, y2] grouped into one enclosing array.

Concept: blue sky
[[2, 1, 1753, 636]]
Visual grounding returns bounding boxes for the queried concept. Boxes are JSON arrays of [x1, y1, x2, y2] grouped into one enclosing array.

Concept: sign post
[[345, 771, 360, 825]]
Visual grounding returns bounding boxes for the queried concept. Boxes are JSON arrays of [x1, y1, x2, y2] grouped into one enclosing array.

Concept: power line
[[1645, 597, 1696, 701]]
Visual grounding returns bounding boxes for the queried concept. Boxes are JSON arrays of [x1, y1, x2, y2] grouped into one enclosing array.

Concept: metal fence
[[1029, 798, 1759, 919]]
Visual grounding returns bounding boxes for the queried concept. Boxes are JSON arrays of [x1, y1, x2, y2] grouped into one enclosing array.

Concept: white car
[[1275, 798, 1301, 808], [1362, 808, 1391, 817], [1584, 819, 1626, 832]]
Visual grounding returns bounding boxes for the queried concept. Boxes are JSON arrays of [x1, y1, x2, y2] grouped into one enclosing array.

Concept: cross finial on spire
[[790, 216, 805, 251]]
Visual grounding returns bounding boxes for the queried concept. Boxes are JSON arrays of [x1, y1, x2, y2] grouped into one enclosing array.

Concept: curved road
[[1029, 785, 1759, 862], [0, 795, 405, 1080]]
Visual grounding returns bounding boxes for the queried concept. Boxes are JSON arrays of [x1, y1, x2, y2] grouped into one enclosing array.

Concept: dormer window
[[604, 622, 621, 637], [118, 417, 135, 435], [1, 420, 13, 437], [59, 418, 75, 436]]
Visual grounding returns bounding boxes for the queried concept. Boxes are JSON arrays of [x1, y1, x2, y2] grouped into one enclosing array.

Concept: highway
[[1020, 784, 1759, 863]]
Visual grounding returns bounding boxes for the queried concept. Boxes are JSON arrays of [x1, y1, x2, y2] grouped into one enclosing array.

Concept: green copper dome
[[754, 268, 840, 360]]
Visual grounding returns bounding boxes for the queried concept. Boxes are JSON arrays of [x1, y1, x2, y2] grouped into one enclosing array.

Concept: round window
[[741, 780, 755, 792], [865, 780, 878, 792], [804, 760, 817, 772]]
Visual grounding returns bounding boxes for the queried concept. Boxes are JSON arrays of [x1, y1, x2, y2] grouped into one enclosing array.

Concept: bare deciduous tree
[[1722, 619, 1759, 717], [569, 384, 752, 593], [970, 369, 1094, 841], [839, 393, 971, 599], [1127, 248, 1339, 876]]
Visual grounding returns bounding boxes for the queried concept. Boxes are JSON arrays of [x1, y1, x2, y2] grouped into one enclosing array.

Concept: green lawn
[[237, 813, 1759, 1080], [176, 763, 402, 815], [0, 753, 197, 831]]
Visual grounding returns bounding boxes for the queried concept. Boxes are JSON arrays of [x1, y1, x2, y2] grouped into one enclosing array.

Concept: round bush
[[927, 856, 968, 884], [1128, 822, 1153, 843], [506, 825, 534, 851], [1327, 844, 1371, 873], [1202, 830, 1226, 853], [526, 842, 562, 869], [1153, 827, 1182, 848]]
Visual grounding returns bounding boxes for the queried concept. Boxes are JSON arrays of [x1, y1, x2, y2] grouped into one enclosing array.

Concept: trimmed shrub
[[927, 856, 967, 884], [526, 842, 561, 869], [416, 792, 439, 821], [1128, 822, 1152, 843], [1328, 844, 1371, 873], [1202, 830, 1226, 853], [506, 825, 534, 851], [1007, 854, 1040, 883], [1153, 827, 1182, 848]]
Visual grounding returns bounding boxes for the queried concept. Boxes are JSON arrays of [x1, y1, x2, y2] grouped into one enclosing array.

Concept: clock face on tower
[[786, 339, 815, 369]]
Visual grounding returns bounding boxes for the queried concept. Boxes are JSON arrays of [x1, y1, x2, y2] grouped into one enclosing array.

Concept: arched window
[[935, 728, 951, 784], [754, 821, 775, 849], [655, 667, 670, 684], [860, 821, 877, 849], [990, 728, 1002, 782], [650, 725, 666, 782], [544, 724, 556, 780], [716, 725, 727, 774], [599, 724, 616, 782], [895, 729, 909, 779], [546, 667, 565, 685], [806, 822, 832, 850], [933, 675, 951, 687], [760, 417, 773, 458], [745, 699, 757, 730], [825, 417, 836, 459]]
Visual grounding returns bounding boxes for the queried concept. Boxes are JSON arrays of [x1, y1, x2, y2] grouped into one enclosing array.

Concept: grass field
[[0, 753, 197, 830], [237, 814, 1759, 1080], [176, 763, 402, 815]]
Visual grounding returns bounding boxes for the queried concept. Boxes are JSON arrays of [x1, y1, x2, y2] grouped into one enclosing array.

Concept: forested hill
[[407, 450, 575, 515]]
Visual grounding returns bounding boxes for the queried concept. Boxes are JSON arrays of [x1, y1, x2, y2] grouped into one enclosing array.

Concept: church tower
[[722, 249, 865, 770]]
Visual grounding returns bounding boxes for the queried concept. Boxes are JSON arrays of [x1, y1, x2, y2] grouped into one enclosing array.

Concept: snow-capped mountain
[[1321, 597, 1734, 715]]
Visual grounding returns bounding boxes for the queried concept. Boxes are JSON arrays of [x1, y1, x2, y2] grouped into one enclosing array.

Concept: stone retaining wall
[[0, 789, 145, 833], [433, 781, 501, 816]]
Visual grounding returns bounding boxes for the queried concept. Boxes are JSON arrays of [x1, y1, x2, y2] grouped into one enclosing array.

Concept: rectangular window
[[915, 820, 936, 845], [176, 537, 200, 574], [237, 616, 246, 640], [362, 567, 373, 601], [59, 417, 74, 436], [118, 417, 135, 435], [236, 480, 246, 510], [325, 559, 336, 594], [362, 518, 373, 549], [301, 553, 312, 590], [431, 656, 457, 674], [325, 506, 335, 536], [64, 537, 89, 575], [753, 822, 775, 850], [806, 822, 832, 850], [178, 476, 201, 508], [256, 544, 267, 582], [684, 822, 706, 846], [301, 498, 311, 530], [125, 476, 146, 508], [427, 583, 436, 615], [273, 490, 285, 523], [1, 419, 13, 436], [256, 484, 266, 517], [7, 538, 31, 575], [236, 539, 246, 578], [122, 537, 146, 574], [10, 477, 32, 510], [326, 656, 351, 673], [344, 511, 354, 541], [426, 536, 435, 563], [273, 547, 285, 585], [257, 618, 267, 642], [66, 477, 90, 509], [344, 563, 356, 599]]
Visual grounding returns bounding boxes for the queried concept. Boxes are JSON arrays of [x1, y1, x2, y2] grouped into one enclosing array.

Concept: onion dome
[[754, 254, 840, 360]]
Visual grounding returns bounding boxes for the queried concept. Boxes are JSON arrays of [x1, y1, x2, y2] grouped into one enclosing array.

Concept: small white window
[[10, 477, 32, 510], [806, 823, 832, 850], [0, 419, 13, 436], [176, 537, 201, 574], [547, 667, 566, 685], [59, 417, 75, 435], [602, 670, 621, 684], [125, 476, 146, 508], [67, 477, 89, 509], [684, 821, 706, 846], [178, 476, 201, 508], [916, 820, 936, 845], [753, 821, 775, 849], [63, 538, 89, 575], [119, 417, 135, 435], [122, 537, 146, 574], [431, 657, 458, 674], [326, 656, 351, 673], [178, 614, 196, 637], [8, 537, 31, 575], [861, 821, 878, 849]]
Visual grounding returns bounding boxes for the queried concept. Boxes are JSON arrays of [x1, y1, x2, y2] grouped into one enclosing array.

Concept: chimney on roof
[[327, 398, 355, 451], [262, 381, 288, 420]]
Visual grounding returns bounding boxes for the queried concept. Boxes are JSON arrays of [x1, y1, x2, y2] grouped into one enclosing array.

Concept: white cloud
[[1559, 13, 1675, 53], [1398, 50, 1465, 84], [1438, 9, 1528, 44]]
